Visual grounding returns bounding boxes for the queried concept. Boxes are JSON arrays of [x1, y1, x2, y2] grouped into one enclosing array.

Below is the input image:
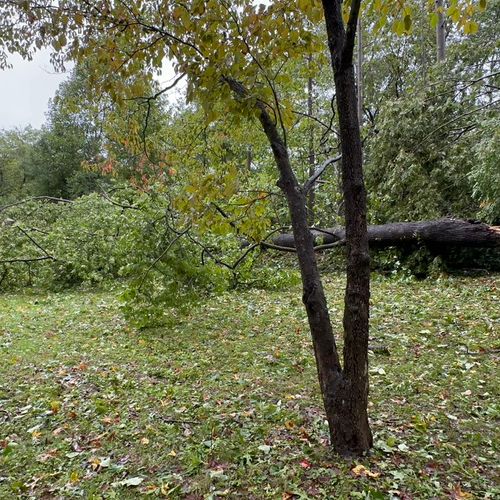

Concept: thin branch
[[418, 98, 500, 148], [293, 109, 340, 138], [221, 1, 288, 146], [138, 226, 191, 290], [261, 238, 346, 253], [16, 226, 55, 259], [99, 186, 139, 210], [0, 196, 73, 213], [303, 155, 342, 194], [342, 0, 362, 69], [0, 256, 54, 264]]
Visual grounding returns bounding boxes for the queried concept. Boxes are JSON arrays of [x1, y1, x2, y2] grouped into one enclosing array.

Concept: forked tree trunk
[[226, 0, 372, 456], [322, 0, 373, 454], [224, 75, 349, 454]]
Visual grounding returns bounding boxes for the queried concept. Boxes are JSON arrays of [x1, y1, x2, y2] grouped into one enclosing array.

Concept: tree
[[0, 127, 39, 202], [363, 1, 499, 224], [0, 0, 485, 456]]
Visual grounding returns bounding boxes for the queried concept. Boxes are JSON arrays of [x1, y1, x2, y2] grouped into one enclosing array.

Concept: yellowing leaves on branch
[[0, 0, 485, 111]]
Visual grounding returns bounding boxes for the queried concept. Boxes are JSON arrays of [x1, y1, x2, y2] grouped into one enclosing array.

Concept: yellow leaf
[[452, 484, 474, 499], [160, 484, 172, 496], [89, 457, 101, 470], [168, 449, 176, 457], [351, 464, 380, 478], [50, 400, 61, 414]]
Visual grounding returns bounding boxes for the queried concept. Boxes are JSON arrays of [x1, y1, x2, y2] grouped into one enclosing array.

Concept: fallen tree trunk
[[265, 218, 500, 251]]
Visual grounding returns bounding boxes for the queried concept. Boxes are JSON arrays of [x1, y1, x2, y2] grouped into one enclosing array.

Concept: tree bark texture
[[270, 219, 500, 250], [307, 74, 316, 225], [322, 0, 373, 455], [356, 17, 363, 126], [254, 102, 346, 451], [435, 0, 446, 62]]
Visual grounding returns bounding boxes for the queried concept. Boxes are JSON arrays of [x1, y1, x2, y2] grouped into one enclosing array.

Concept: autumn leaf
[[50, 400, 61, 414], [351, 464, 381, 478], [451, 484, 474, 499]]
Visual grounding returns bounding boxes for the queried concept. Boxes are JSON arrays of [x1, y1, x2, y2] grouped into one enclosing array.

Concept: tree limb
[[303, 155, 342, 194], [1, 196, 73, 213], [342, 0, 362, 69]]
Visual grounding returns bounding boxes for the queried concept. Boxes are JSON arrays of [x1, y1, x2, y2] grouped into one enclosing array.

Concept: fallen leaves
[[450, 484, 474, 499], [351, 464, 381, 479], [0, 278, 498, 497], [112, 476, 144, 487]]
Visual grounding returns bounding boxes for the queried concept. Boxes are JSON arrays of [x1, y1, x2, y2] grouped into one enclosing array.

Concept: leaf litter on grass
[[0, 275, 498, 498]]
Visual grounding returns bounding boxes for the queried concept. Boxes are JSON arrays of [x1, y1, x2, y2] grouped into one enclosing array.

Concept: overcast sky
[[0, 50, 182, 131], [0, 50, 71, 130]]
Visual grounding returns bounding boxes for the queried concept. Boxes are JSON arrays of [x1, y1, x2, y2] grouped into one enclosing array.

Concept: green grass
[[0, 274, 498, 499]]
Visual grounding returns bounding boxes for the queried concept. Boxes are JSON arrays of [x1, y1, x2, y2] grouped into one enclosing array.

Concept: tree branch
[[342, 0, 362, 69], [303, 155, 342, 194], [0, 256, 54, 264], [1, 196, 73, 213]]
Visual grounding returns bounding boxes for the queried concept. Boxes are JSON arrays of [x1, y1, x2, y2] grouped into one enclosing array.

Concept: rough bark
[[322, 0, 373, 455], [356, 17, 363, 126], [269, 219, 500, 250], [435, 0, 446, 62], [223, 75, 345, 452]]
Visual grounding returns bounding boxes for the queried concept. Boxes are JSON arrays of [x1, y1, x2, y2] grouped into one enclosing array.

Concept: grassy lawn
[[0, 274, 498, 499]]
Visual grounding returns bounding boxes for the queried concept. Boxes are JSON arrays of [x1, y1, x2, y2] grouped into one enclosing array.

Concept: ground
[[0, 274, 498, 499]]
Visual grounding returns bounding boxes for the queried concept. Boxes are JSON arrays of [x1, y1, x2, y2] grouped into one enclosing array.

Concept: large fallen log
[[264, 218, 500, 251]]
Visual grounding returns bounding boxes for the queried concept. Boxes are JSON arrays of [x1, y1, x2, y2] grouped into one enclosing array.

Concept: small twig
[[155, 416, 200, 425], [0, 196, 73, 212], [0, 256, 54, 264], [465, 348, 500, 356]]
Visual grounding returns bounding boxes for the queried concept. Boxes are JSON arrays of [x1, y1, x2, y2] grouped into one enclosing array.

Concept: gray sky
[[0, 50, 70, 130], [0, 50, 182, 131]]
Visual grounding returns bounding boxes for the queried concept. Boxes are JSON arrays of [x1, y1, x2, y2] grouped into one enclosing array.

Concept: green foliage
[[366, 70, 498, 223], [468, 116, 500, 223], [0, 187, 301, 327], [0, 127, 40, 203]]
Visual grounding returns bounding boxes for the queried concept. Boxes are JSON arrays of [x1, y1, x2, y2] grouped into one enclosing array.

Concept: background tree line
[[1, 2, 498, 222]]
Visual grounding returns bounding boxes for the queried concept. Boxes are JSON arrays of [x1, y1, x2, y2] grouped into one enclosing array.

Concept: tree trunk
[[356, 17, 363, 126], [307, 73, 316, 225], [223, 76, 347, 453], [322, 0, 373, 454], [268, 219, 500, 250], [257, 98, 347, 453], [435, 0, 446, 62]]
